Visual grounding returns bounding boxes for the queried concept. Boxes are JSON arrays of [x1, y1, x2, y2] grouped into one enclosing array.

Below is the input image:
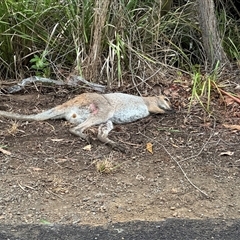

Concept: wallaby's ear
[[152, 84, 162, 96]]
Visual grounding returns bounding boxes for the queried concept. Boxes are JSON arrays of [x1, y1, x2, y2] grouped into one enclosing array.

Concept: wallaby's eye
[[164, 97, 169, 102]]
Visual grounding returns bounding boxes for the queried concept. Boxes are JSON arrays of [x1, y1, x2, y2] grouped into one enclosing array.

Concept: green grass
[[217, 9, 240, 62], [189, 62, 220, 112], [0, 1, 199, 82], [0, 0, 239, 91]]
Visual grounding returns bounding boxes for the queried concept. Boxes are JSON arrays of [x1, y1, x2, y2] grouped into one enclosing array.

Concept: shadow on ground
[[0, 218, 239, 240]]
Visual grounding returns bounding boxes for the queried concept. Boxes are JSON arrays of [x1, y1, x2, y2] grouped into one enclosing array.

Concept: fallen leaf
[[219, 151, 234, 156], [223, 124, 240, 131], [83, 145, 92, 151], [146, 142, 153, 154], [40, 219, 52, 225], [171, 90, 180, 98], [0, 147, 11, 155], [224, 96, 234, 106]]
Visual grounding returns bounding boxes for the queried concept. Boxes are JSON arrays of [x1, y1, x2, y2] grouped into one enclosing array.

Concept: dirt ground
[[0, 86, 239, 226]]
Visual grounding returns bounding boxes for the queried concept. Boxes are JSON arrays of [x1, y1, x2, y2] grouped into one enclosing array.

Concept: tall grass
[[217, 9, 240, 63], [0, 0, 93, 80], [0, 0, 239, 87]]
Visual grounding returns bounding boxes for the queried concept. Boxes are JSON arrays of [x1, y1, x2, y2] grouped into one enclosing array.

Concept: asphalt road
[[0, 218, 239, 240]]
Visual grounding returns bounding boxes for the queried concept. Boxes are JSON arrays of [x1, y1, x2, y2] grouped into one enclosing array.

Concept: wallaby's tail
[[0, 108, 65, 121]]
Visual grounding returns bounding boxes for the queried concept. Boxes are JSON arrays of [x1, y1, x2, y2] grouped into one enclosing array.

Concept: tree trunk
[[85, 0, 111, 82], [197, 0, 229, 69]]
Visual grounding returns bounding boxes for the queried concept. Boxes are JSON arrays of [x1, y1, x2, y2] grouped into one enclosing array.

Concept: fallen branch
[[2, 75, 106, 94], [70, 75, 106, 93], [219, 88, 240, 105], [223, 124, 240, 131]]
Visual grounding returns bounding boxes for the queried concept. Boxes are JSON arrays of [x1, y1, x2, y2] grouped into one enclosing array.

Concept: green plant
[[106, 33, 126, 86], [0, 145, 8, 149], [0, 0, 201, 82], [227, 37, 240, 63], [40, 219, 52, 225], [189, 62, 220, 112], [30, 50, 50, 77], [0, 0, 238, 87]]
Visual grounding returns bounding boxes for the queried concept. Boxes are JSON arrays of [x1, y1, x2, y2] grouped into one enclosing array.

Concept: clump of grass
[[216, 4, 240, 63], [95, 159, 118, 174], [189, 62, 220, 112], [7, 122, 20, 135]]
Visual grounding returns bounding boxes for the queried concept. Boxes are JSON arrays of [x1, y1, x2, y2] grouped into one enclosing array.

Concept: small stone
[[172, 212, 178, 217], [82, 197, 91, 202], [95, 193, 105, 198]]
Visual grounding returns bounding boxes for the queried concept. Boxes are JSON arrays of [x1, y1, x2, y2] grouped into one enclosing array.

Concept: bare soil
[[0, 88, 239, 226]]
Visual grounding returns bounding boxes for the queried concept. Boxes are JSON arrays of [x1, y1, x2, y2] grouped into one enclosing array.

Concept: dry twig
[[139, 132, 209, 197], [219, 88, 240, 105], [178, 133, 214, 162]]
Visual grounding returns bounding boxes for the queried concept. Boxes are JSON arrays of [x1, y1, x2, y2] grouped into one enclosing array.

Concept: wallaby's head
[[156, 95, 173, 113], [152, 84, 173, 113]]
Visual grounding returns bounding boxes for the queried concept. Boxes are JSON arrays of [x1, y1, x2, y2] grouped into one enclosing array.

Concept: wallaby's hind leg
[[69, 113, 112, 143], [97, 120, 114, 144], [69, 125, 91, 143], [98, 121, 126, 152]]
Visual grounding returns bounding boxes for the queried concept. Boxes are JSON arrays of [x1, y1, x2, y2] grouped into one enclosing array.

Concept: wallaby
[[0, 92, 172, 151]]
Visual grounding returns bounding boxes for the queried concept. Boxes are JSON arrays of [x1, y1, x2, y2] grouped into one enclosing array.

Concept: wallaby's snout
[[167, 108, 175, 114]]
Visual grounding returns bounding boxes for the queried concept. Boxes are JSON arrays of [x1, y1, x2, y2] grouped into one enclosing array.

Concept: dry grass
[[95, 159, 117, 174], [7, 122, 21, 135]]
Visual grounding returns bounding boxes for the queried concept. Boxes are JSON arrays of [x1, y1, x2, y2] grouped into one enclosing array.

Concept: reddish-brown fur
[[0, 92, 173, 152]]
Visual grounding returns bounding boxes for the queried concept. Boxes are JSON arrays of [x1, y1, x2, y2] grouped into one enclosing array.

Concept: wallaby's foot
[[97, 121, 127, 153], [69, 127, 92, 143], [97, 121, 113, 141], [69, 127, 82, 137], [69, 127, 94, 144]]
